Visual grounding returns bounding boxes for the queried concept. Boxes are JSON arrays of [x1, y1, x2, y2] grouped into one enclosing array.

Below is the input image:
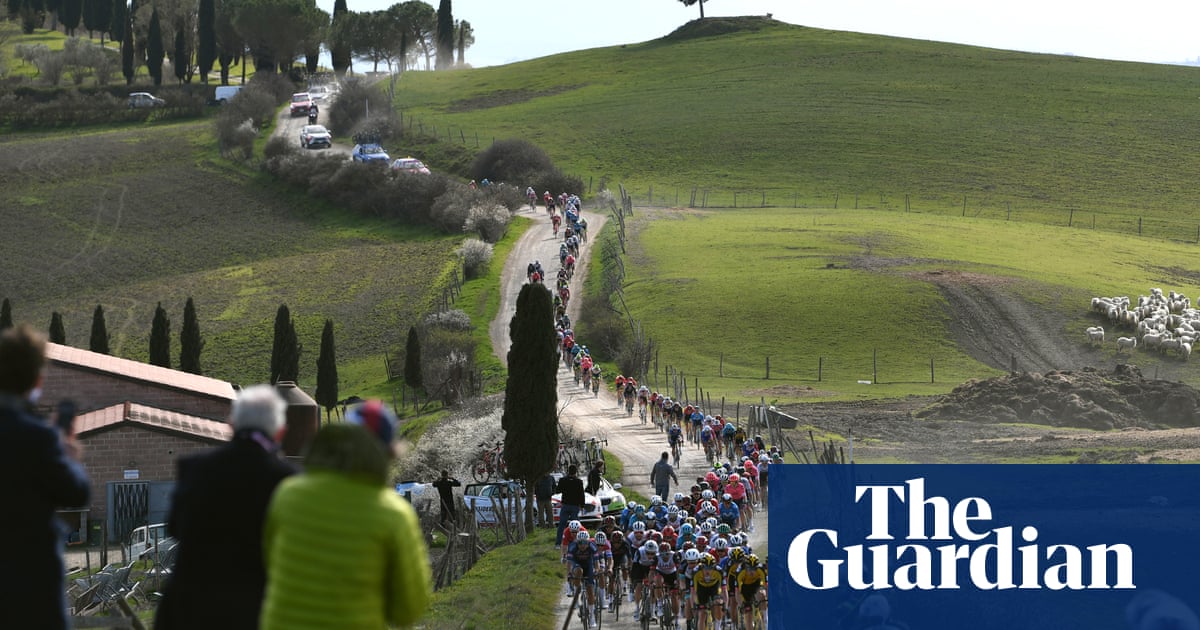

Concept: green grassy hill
[[0, 121, 462, 395], [395, 16, 1200, 224]]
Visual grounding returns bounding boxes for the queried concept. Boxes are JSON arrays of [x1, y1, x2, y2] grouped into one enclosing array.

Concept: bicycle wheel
[[472, 459, 489, 483]]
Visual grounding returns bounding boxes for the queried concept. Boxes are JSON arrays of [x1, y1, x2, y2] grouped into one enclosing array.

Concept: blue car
[[351, 143, 390, 164]]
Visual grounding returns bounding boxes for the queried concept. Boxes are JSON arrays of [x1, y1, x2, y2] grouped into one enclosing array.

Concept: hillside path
[[489, 205, 769, 629]]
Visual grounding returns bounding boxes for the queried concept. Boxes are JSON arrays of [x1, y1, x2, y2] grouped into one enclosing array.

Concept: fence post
[[930, 357, 934, 383], [765, 356, 770, 380], [733, 192, 738, 208], [855, 194, 859, 209], [873, 348, 878, 384], [1007, 201, 1011, 220], [1139, 217, 1142, 235], [1069, 208, 1074, 227], [818, 357, 822, 382], [962, 196, 967, 217], [834, 193, 838, 209], [649, 185, 653, 205], [761, 191, 766, 207], [719, 353, 723, 377]]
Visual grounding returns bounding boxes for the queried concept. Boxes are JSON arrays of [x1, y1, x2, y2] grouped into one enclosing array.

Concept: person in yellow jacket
[[260, 400, 431, 629]]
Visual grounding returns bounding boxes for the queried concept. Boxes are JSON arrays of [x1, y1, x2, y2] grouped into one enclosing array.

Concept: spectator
[[534, 472, 556, 528], [260, 400, 431, 629], [555, 464, 585, 545], [431, 470, 462, 528], [155, 385, 298, 630], [0, 324, 90, 630], [649, 451, 678, 500], [586, 459, 604, 496]]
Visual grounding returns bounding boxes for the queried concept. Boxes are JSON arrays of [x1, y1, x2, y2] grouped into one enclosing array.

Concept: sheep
[[1182, 342, 1193, 361], [1143, 333, 1164, 350], [1160, 338, 1182, 356], [1086, 326, 1105, 346], [1116, 337, 1138, 353]]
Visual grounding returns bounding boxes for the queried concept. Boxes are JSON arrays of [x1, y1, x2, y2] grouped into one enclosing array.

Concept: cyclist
[[721, 419, 738, 459], [668, 423, 684, 466], [735, 554, 767, 629], [630, 540, 659, 621], [653, 540, 682, 624], [757, 452, 771, 507], [725, 473, 750, 531], [724, 546, 747, 615], [593, 532, 614, 607], [680, 548, 703, 627], [590, 363, 602, 397], [551, 212, 562, 236], [623, 379, 637, 416], [692, 553, 726, 629], [579, 355, 593, 389], [613, 375, 626, 409], [608, 530, 631, 609], [561, 520, 589, 559], [637, 384, 650, 422], [700, 423, 717, 463], [526, 186, 537, 209], [566, 530, 600, 617]]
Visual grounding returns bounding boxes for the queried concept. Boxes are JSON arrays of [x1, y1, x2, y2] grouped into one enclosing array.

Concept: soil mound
[[915, 365, 1200, 430]]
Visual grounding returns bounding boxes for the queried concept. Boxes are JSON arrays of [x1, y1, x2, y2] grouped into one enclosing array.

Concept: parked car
[[213, 85, 242, 104], [463, 480, 527, 528], [289, 92, 313, 117], [550, 472, 626, 522], [128, 92, 165, 108], [128, 523, 173, 559], [390, 157, 430, 174], [351, 143, 390, 164], [300, 124, 332, 149]]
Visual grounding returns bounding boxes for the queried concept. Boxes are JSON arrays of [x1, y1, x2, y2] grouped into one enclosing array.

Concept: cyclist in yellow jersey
[[735, 554, 768, 629], [691, 554, 726, 628]]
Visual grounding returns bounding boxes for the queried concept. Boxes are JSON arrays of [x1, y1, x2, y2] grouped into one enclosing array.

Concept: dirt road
[[271, 94, 354, 156], [488, 205, 768, 629]]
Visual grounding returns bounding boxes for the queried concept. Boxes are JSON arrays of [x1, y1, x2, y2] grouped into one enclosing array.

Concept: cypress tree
[[280, 319, 301, 383], [329, 0, 349, 77], [315, 319, 338, 423], [197, 0, 214, 83], [404, 325, 422, 390], [121, 3, 134, 84], [173, 25, 186, 83], [435, 0, 453, 70], [146, 7, 163, 86], [109, 0, 125, 49], [49, 312, 66, 344], [90, 304, 110, 354], [270, 304, 290, 383], [61, 0, 81, 34], [149, 302, 171, 368], [501, 284, 559, 530], [179, 297, 204, 374], [0, 298, 12, 331]]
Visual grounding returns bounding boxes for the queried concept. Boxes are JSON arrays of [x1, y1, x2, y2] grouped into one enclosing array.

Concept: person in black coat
[[431, 470, 462, 527], [154, 385, 298, 630], [0, 324, 91, 630], [555, 465, 586, 545]]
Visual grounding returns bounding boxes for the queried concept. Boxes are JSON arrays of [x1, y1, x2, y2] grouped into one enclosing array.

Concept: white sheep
[[1182, 342, 1193, 362], [1086, 326, 1105, 346], [1143, 333, 1164, 350], [1116, 337, 1138, 353], [1161, 338, 1182, 355]]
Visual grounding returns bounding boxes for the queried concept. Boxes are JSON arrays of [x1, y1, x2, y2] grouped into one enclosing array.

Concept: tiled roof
[[77, 401, 233, 442], [46, 343, 236, 401]]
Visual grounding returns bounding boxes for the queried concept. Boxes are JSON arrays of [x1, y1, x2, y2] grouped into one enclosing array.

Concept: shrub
[[424, 309, 472, 332], [430, 183, 478, 233], [34, 50, 65, 86], [352, 111, 404, 145], [471, 138, 553, 183], [420, 327, 477, 406], [479, 182, 526, 213], [464, 203, 510, 243], [263, 134, 295, 160], [458, 238, 493, 280], [247, 71, 297, 104], [217, 118, 257, 160], [327, 78, 379, 136], [381, 171, 451, 225], [219, 83, 277, 129]]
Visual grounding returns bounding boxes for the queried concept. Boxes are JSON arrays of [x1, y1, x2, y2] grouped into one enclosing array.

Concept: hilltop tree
[[149, 302, 171, 367], [270, 304, 301, 383], [434, 0, 451, 70], [390, 0, 435, 70], [234, 0, 325, 73], [89, 304, 110, 354], [173, 25, 187, 83], [315, 319, 338, 423], [146, 7, 163, 85], [180, 297, 204, 374], [0, 298, 12, 331], [196, 0, 214, 82], [404, 325, 422, 390], [328, 0, 349, 76], [501, 283, 558, 530], [455, 18, 472, 66], [678, 0, 706, 19], [49, 312, 66, 345]]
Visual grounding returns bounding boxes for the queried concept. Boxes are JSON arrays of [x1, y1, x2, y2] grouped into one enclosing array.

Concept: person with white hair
[[155, 384, 298, 630]]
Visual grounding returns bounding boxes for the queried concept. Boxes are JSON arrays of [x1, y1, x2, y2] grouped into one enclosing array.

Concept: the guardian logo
[[787, 478, 1135, 591]]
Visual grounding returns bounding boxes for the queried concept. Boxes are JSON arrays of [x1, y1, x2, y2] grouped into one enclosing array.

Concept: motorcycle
[[308, 111, 318, 124]]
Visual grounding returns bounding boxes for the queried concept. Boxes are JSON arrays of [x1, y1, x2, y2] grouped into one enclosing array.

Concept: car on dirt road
[[549, 472, 625, 523], [390, 157, 431, 174], [351, 143, 390, 164], [299, 124, 332, 149], [289, 92, 313, 117], [128, 92, 165, 108]]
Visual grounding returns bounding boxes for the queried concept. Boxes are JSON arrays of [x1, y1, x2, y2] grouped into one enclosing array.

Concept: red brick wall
[[41, 364, 232, 420], [79, 425, 225, 523]]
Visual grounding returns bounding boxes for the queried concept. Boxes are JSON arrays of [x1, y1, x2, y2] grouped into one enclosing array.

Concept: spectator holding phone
[[0, 323, 90, 630]]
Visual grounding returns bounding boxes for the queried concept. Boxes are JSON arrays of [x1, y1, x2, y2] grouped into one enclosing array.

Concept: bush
[[263, 134, 295, 160], [471, 138, 553, 183], [327, 78, 379, 136], [479, 182, 526, 213], [430, 183, 478, 233], [421, 326, 477, 406], [352, 111, 404, 146], [33, 50, 65, 86], [217, 118, 257, 160], [219, 83, 277, 129], [458, 238, 493, 280], [246, 71, 297, 104], [464, 203, 510, 243], [424, 309, 472, 332]]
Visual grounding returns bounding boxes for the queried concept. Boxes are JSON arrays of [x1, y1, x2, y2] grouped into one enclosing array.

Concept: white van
[[128, 523, 171, 559], [214, 85, 243, 104]]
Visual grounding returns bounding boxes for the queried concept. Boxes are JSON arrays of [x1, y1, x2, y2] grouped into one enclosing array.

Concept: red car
[[289, 92, 313, 117]]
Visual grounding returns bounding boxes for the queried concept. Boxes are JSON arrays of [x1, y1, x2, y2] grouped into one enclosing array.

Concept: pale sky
[[319, 0, 1200, 69]]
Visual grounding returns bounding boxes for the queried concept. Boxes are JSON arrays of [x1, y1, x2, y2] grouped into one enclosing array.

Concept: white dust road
[[271, 96, 354, 156], [487, 205, 769, 629]]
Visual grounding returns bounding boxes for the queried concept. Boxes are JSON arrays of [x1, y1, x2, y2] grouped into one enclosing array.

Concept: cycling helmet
[[703, 504, 718, 516], [662, 526, 676, 537], [690, 484, 702, 493], [568, 520, 582, 532], [667, 505, 680, 515], [684, 517, 697, 527], [700, 521, 714, 533], [643, 541, 659, 554], [747, 553, 760, 566], [701, 490, 715, 500], [632, 521, 647, 532], [706, 517, 719, 529], [684, 548, 702, 563], [758, 453, 770, 462], [635, 505, 646, 513], [718, 524, 733, 536], [679, 523, 693, 536], [730, 533, 745, 547], [660, 541, 672, 552], [649, 531, 663, 543], [651, 495, 663, 506], [712, 537, 730, 551], [673, 492, 685, 502], [682, 540, 695, 551], [722, 493, 733, 502], [729, 473, 740, 483], [730, 547, 745, 561], [696, 535, 709, 549], [603, 515, 616, 526], [576, 531, 591, 542], [594, 532, 607, 544], [700, 553, 716, 566]]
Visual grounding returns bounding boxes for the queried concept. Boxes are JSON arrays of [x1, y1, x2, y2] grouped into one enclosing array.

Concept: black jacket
[[556, 474, 585, 507], [155, 429, 297, 630]]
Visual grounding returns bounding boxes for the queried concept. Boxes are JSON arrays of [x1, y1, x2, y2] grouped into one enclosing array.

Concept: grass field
[[0, 120, 462, 395], [393, 17, 1200, 234]]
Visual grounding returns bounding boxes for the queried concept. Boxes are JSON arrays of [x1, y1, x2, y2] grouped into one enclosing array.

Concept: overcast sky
[[319, 0, 1200, 69]]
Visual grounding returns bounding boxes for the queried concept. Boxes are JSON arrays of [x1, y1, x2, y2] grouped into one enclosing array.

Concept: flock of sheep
[[1089, 288, 1198, 361]]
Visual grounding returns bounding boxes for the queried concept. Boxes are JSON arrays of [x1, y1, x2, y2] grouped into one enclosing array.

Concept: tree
[[214, 0, 241, 85], [179, 297, 204, 374], [678, 0, 706, 19], [173, 25, 187, 82], [434, 0, 451, 70], [389, 1, 434, 70], [0, 298, 12, 331], [109, 0, 125, 44], [84, 0, 112, 44], [89, 304, 110, 354], [120, 2, 134, 84], [404, 325, 422, 390], [234, 0, 323, 74], [49, 311, 66, 344], [270, 304, 301, 383], [149, 302, 171, 367], [196, 0, 214, 82], [455, 18, 472, 66], [146, 6, 163, 85], [328, 0, 349, 76], [61, 0, 81, 34], [501, 284, 559, 530], [315, 319, 338, 423]]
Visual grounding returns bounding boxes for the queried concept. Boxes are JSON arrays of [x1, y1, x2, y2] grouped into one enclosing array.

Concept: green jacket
[[260, 470, 431, 629]]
